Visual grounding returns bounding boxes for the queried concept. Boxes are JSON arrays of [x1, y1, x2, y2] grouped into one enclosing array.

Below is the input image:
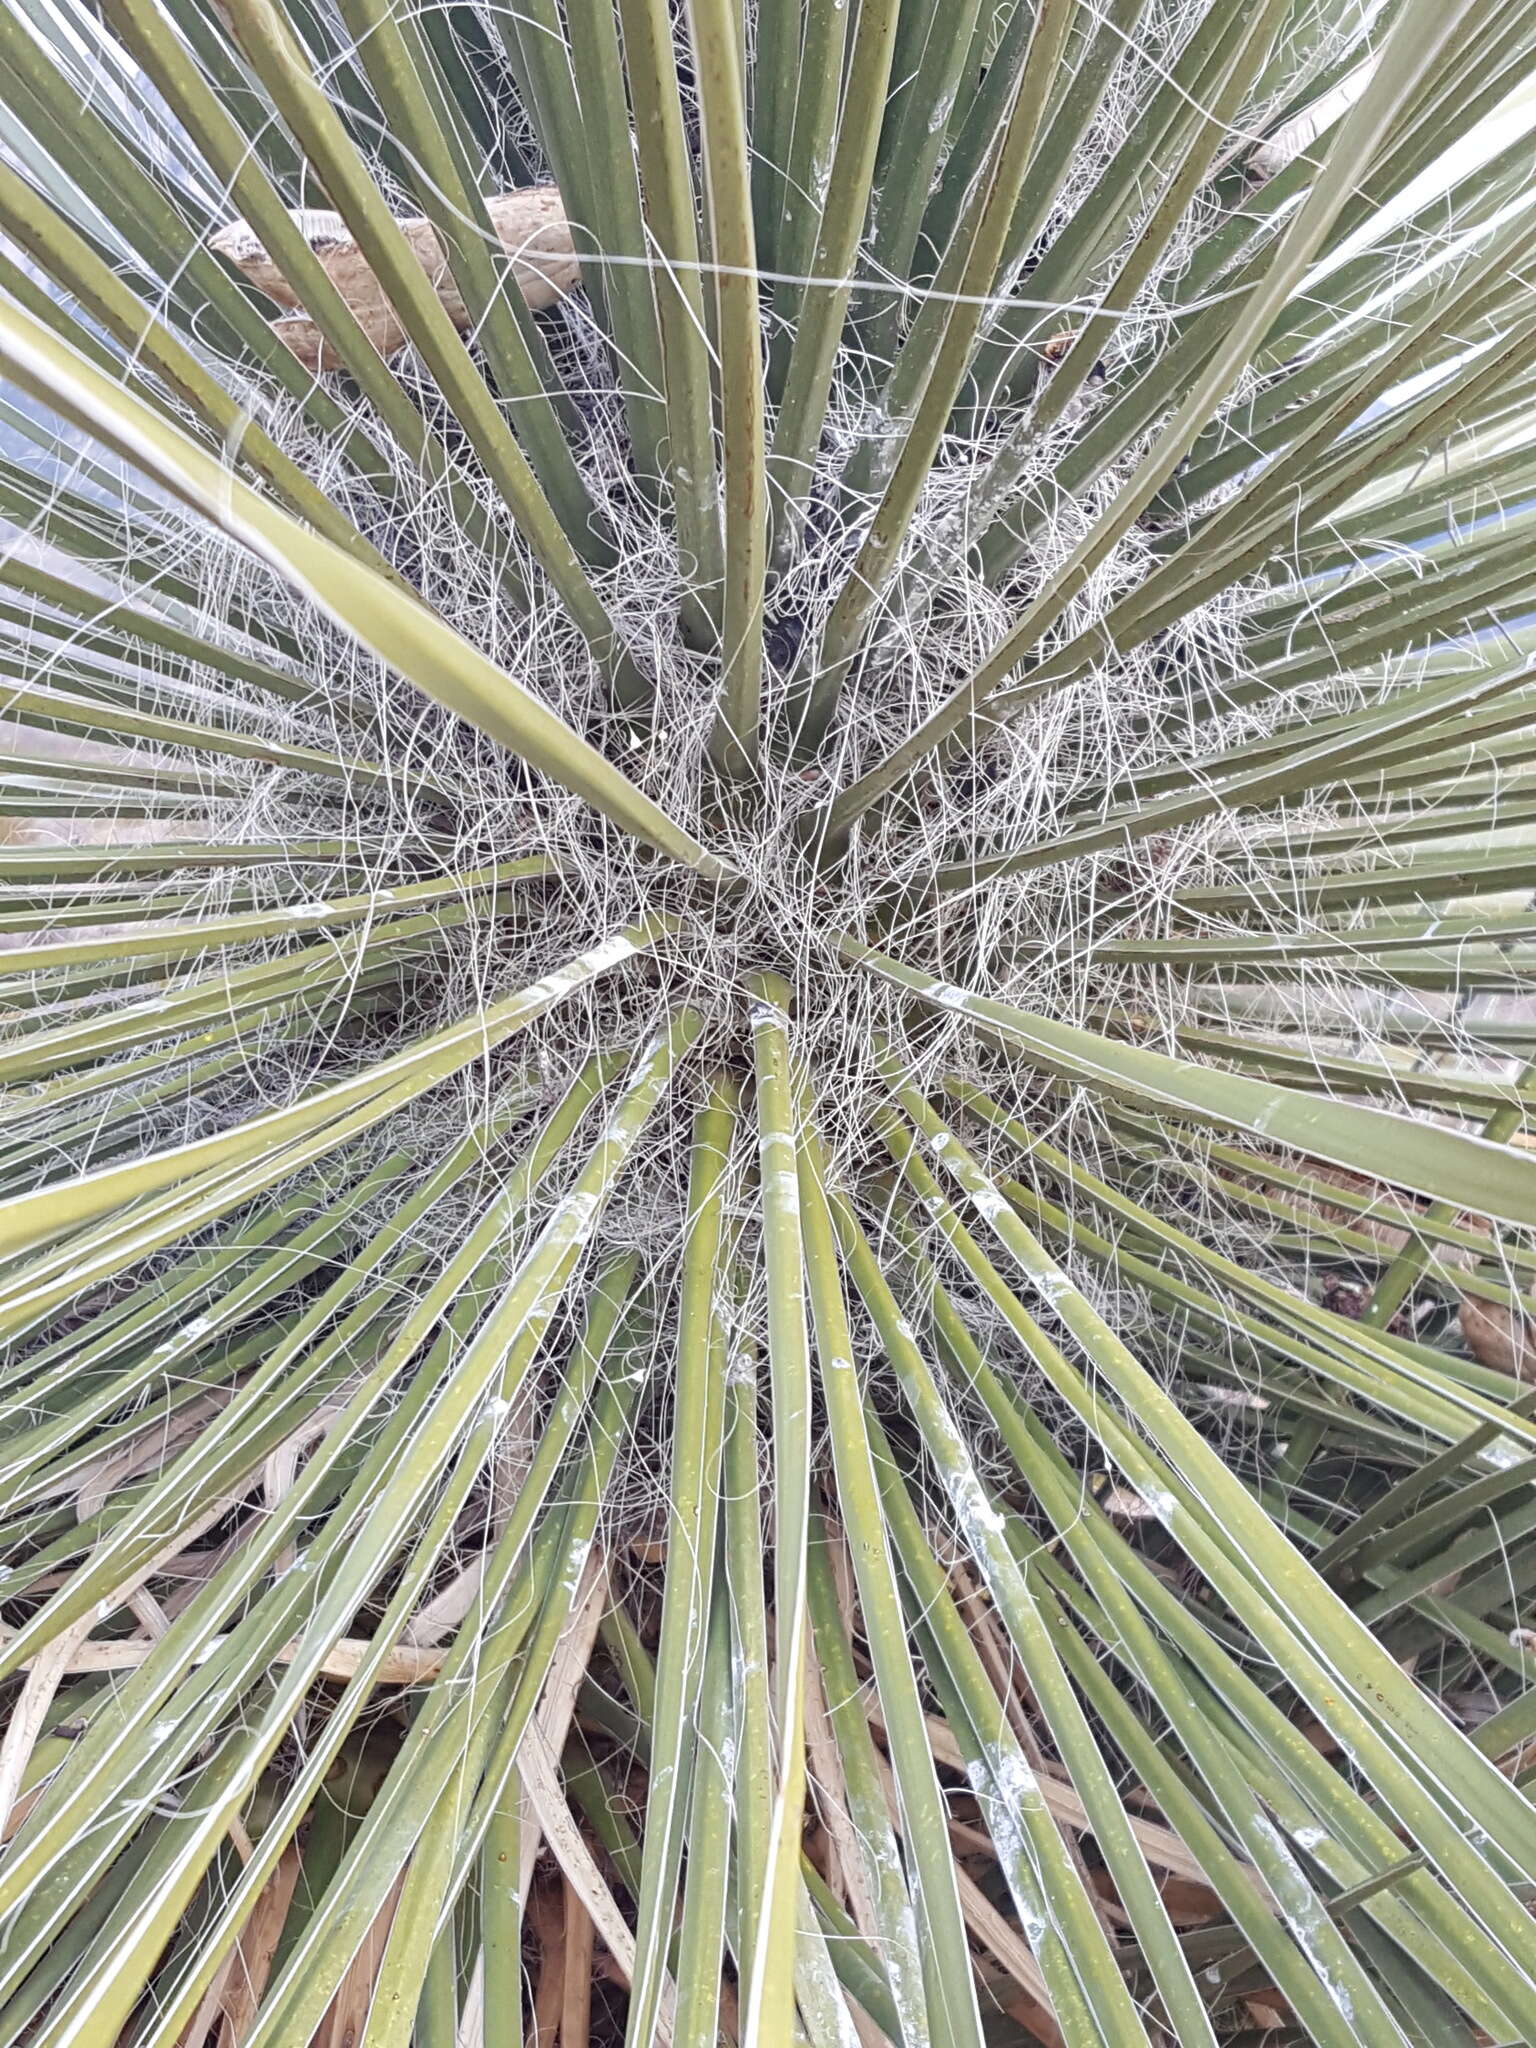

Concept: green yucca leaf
[[2, 0, 1536, 2040], [739, 978, 810, 2044]]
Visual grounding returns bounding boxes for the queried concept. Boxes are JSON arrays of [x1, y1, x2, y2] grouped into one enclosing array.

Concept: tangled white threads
[[4, 0, 1495, 1548]]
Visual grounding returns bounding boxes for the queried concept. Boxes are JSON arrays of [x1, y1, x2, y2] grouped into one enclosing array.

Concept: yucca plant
[[2, 0, 1536, 2039]]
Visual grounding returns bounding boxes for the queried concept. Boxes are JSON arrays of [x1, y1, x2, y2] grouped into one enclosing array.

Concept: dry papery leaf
[[1278, 1163, 1487, 1268], [211, 187, 579, 368], [1460, 1295, 1536, 1381], [1278, 1164, 1536, 1375]]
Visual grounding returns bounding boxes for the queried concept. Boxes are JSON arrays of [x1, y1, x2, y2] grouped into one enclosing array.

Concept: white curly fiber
[[6, 0, 1454, 1466]]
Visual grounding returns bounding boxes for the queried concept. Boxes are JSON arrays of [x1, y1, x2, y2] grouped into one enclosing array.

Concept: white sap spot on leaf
[[961, 1487, 1008, 1541], [990, 1742, 1043, 1806], [727, 1348, 756, 1387], [1252, 1816, 1356, 2022], [1482, 1437, 1526, 1470]]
